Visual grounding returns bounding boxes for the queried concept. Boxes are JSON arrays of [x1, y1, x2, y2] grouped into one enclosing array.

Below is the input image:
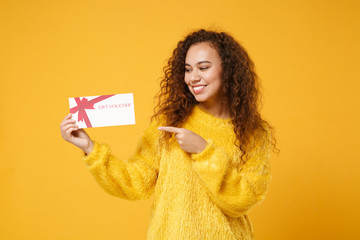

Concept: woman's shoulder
[[250, 121, 274, 154], [143, 115, 166, 138]]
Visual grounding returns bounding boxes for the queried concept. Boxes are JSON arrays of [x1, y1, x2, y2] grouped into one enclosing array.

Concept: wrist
[[196, 140, 208, 154], [83, 140, 94, 155]]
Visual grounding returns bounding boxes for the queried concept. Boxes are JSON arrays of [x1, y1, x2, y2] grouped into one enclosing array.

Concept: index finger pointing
[[158, 126, 181, 133]]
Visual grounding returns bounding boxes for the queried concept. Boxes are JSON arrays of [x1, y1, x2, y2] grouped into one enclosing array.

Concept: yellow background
[[1, 0, 359, 239]]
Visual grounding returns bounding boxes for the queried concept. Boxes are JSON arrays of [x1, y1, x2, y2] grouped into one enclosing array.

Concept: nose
[[190, 70, 201, 82]]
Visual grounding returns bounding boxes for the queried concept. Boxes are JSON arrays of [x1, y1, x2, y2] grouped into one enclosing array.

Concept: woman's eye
[[200, 67, 209, 70], [185, 69, 191, 72]]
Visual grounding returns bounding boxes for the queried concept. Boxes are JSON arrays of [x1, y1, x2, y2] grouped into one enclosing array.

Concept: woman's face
[[184, 42, 223, 106]]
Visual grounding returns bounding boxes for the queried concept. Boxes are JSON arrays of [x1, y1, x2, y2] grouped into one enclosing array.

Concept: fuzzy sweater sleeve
[[191, 129, 272, 218], [83, 121, 160, 200]]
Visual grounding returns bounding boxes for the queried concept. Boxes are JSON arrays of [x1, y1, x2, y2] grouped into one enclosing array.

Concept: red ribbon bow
[[70, 94, 115, 128]]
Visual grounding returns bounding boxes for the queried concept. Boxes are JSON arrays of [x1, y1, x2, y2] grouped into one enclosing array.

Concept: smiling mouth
[[192, 85, 206, 94]]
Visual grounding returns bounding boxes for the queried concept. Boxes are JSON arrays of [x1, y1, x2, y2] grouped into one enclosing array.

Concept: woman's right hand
[[60, 113, 94, 154]]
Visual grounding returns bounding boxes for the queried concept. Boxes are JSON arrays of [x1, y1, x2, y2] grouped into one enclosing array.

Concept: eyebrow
[[185, 61, 211, 66]]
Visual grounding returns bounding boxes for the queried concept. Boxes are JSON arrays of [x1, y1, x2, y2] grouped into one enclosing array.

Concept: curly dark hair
[[153, 29, 278, 163]]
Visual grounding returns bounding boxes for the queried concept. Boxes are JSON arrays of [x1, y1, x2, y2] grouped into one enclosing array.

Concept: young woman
[[60, 29, 277, 240]]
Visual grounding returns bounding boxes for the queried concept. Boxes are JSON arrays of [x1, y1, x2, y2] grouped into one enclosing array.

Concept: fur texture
[[84, 105, 272, 240]]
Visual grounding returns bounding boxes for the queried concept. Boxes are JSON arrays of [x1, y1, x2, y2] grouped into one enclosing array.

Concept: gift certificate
[[69, 93, 135, 128]]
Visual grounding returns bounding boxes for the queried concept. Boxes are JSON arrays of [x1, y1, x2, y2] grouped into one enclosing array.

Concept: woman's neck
[[198, 102, 230, 119]]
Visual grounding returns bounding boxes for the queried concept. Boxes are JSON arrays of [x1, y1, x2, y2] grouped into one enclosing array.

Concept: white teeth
[[194, 86, 205, 91]]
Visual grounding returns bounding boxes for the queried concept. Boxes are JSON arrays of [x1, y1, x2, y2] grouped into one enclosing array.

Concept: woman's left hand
[[158, 126, 207, 154]]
